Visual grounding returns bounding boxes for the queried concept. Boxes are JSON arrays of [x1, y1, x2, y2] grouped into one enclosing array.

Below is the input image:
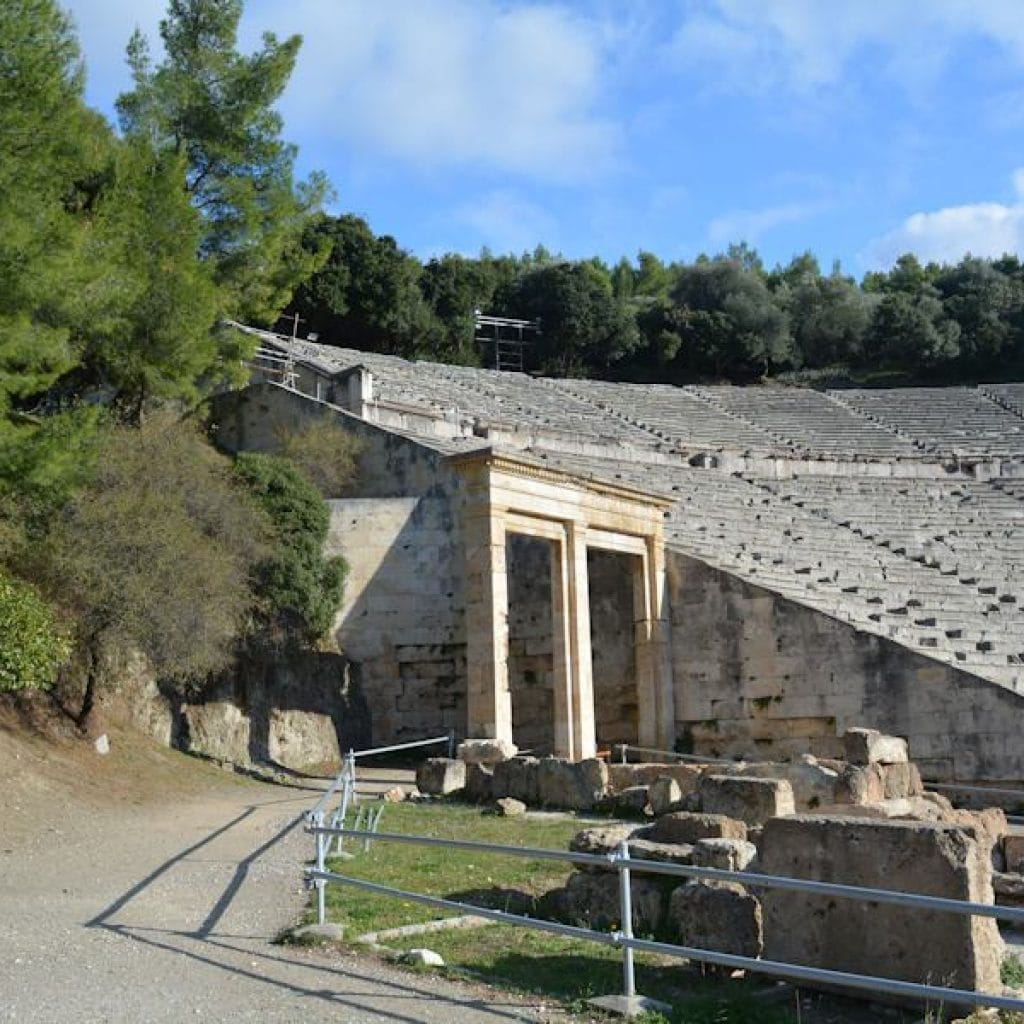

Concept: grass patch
[[315, 800, 795, 1022], [1003, 954, 1024, 989], [320, 800, 583, 935]]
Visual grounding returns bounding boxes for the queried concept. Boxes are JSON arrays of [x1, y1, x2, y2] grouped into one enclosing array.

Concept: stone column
[[567, 522, 596, 759], [549, 531, 574, 759], [464, 504, 512, 744], [633, 539, 675, 749]]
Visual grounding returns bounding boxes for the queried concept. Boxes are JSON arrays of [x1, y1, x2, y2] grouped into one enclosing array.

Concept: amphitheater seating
[[244, 327, 1024, 694]]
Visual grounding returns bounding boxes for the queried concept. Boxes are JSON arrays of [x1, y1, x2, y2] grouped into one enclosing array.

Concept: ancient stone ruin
[[213, 323, 1024, 782], [419, 726, 1015, 997]]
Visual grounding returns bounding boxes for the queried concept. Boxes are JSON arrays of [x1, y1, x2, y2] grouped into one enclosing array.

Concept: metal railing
[[305, 733, 454, 925], [615, 743, 735, 765], [306, 823, 1024, 1014]]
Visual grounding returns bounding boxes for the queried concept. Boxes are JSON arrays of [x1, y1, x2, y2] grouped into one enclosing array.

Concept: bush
[[234, 452, 347, 647], [0, 569, 71, 692], [38, 415, 269, 720]]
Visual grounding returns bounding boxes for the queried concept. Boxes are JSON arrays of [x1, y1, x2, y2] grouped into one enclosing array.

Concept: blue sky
[[63, 0, 1024, 277]]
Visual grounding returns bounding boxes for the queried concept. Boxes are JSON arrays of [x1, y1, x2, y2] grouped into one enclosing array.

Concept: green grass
[[320, 801, 584, 935], [1003, 954, 1024, 989], [314, 800, 795, 1023]]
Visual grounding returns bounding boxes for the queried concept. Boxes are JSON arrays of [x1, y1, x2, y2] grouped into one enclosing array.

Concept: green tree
[[234, 453, 346, 648], [116, 0, 328, 324], [0, 0, 102, 438], [670, 257, 793, 379], [77, 140, 221, 420], [497, 261, 640, 376], [293, 214, 434, 356]]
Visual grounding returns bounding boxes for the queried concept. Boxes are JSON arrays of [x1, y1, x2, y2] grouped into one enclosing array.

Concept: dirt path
[[0, 714, 572, 1023]]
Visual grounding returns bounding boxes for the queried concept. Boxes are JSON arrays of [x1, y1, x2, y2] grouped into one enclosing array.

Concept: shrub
[[0, 569, 71, 692], [234, 452, 347, 647]]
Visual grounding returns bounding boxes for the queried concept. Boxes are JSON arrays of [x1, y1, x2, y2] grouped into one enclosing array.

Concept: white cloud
[[865, 169, 1024, 267], [669, 0, 1024, 97], [243, 0, 620, 184], [448, 190, 556, 256], [708, 200, 826, 246]]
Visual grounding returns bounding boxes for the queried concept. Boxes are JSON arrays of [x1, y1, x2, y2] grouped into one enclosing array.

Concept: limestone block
[[834, 763, 886, 805], [693, 838, 758, 872], [607, 763, 703, 796], [716, 757, 838, 812], [627, 838, 695, 866], [536, 757, 608, 811], [464, 763, 494, 803], [760, 815, 1003, 994], [492, 756, 541, 805], [561, 870, 663, 935], [648, 812, 747, 845], [416, 757, 466, 796], [843, 727, 909, 766], [994, 871, 1024, 905], [1005, 835, 1024, 874], [609, 785, 650, 815], [881, 762, 923, 800], [183, 701, 251, 765], [495, 797, 526, 817], [458, 738, 517, 766], [649, 776, 682, 815], [699, 775, 795, 826], [570, 824, 638, 870], [668, 881, 763, 959]]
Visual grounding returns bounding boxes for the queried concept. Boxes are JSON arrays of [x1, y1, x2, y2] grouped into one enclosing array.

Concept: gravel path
[[0, 771, 573, 1023]]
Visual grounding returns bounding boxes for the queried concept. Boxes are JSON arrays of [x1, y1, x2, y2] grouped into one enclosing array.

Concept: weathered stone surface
[[561, 870, 663, 934], [464, 763, 494, 803], [834, 763, 886, 805], [1005, 835, 1024, 874], [649, 776, 683, 815], [494, 797, 526, 817], [268, 709, 341, 771], [290, 923, 346, 943], [627, 838, 695, 866], [458, 738, 517, 766], [843, 727, 909, 766], [607, 763, 703, 796], [699, 775, 795, 826], [715, 757, 839, 812], [536, 757, 608, 811], [668, 881, 763, 958], [183, 701, 251, 765], [382, 786, 406, 803], [760, 815, 1003, 993], [649, 812, 747, 845], [491, 756, 541, 805], [993, 871, 1024, 905], [693, 838, 758, 872], [416, 757, 466, 796], [571, 824, 637, 858], [880, 761, 923, 800], [608, 785, 650, 815]]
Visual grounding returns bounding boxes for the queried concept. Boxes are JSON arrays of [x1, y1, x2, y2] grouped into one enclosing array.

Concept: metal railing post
[[315, 810, 327, 925], [616, 839, 637, 1001]]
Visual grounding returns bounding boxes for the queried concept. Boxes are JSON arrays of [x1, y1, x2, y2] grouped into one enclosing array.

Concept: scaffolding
[[474, 312, 540, 372]]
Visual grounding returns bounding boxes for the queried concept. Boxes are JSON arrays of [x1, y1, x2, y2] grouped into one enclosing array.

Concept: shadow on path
[[85, 799, 534, 1022]]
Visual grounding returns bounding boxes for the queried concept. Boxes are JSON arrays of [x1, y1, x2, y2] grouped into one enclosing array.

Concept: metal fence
[[305, 733, 453, 924], [306, 821, 1024, 1015]]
